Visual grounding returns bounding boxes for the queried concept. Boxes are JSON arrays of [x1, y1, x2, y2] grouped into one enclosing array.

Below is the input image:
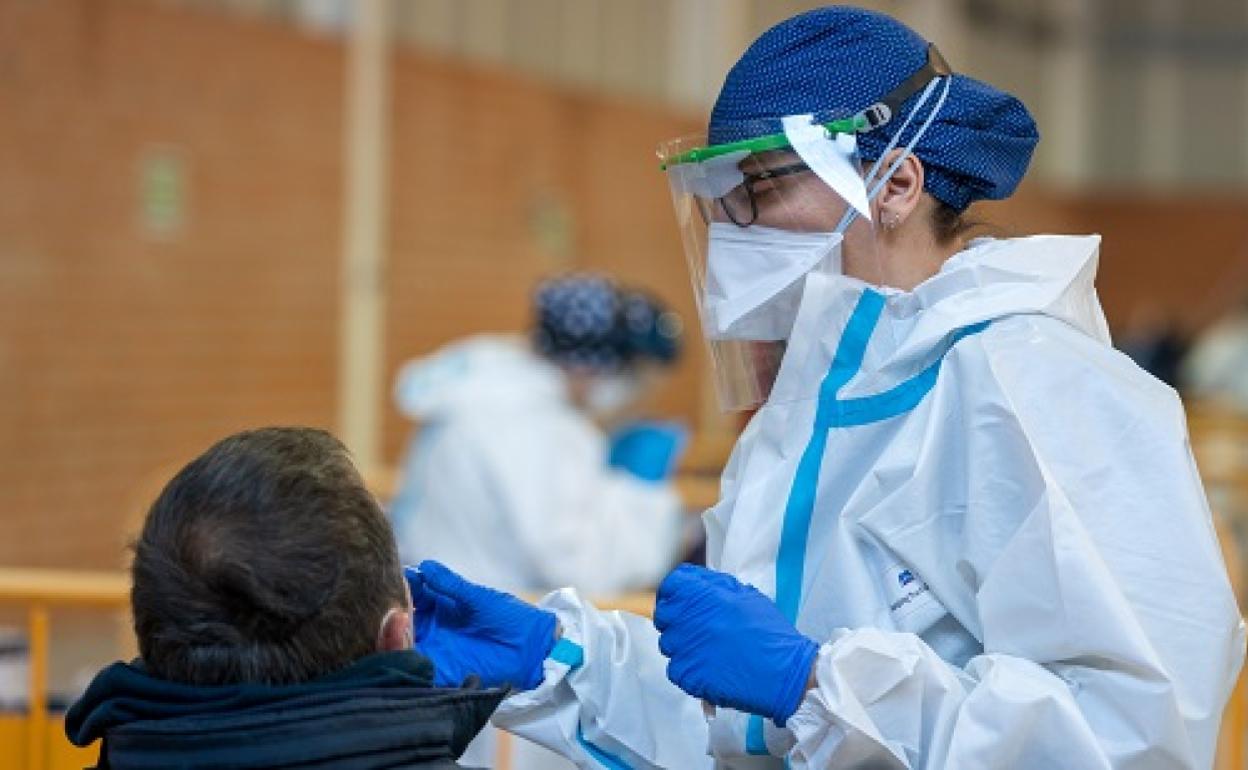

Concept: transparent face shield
[[658, 118, 882, 412], [658, 46, 952, 412]]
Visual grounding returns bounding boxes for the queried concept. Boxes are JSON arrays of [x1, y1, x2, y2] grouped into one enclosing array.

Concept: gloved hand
[[406, 560, 557, 691], [654, 564, 819, 726], [607, 421, 688, 483]]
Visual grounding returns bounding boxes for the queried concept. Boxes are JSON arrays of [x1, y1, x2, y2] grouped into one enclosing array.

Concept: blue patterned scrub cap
[[708, 6, 1039, 211], [533, 275, 682, 372]]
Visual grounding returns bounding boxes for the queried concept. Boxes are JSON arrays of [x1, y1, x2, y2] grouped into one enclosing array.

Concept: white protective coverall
[[493, 235, 1246, 769], [392, 334, 685, 595]]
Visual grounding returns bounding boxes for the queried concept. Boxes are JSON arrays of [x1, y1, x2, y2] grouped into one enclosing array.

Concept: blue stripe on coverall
[[747, 289, 987, 756]]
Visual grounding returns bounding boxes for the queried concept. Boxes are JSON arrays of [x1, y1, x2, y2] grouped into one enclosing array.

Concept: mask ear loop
[[865, 75, 951, 202], [862, 78, 939, 191], [834, 80, 932, 236], [833, 74, 951, 235]]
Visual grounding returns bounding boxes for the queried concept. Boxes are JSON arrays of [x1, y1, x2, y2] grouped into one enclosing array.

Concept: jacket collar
[[66, 651, 505, 769]]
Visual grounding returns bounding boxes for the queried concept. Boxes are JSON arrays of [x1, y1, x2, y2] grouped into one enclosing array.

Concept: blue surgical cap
[[708, 6, 1039, 211], [533, 275, 681, 372]]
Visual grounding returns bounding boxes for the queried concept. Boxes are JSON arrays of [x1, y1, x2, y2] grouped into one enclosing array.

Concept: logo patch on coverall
[[883, 562, 945, 632]]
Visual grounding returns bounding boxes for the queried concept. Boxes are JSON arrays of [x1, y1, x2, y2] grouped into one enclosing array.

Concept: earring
[[883, 212, 903, 230]]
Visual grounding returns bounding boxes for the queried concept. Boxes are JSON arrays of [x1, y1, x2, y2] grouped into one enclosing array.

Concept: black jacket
[[65, 651, 505, 769]]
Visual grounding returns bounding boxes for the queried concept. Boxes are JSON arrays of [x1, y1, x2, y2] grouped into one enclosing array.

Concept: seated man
[[66, 427, 504, 769]]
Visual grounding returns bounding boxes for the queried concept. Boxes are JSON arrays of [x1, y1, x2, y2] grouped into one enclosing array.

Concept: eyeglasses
[[714, 161, 812, 227]]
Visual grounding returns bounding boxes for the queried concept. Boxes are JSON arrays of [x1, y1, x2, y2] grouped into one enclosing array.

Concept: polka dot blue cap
[[533, 275, 682, 372], [708, 5, 1039, 211]]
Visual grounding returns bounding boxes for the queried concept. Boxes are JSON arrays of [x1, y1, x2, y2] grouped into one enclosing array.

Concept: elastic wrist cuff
[[773, 638, 820, 727], [520, 611, 560, 690]]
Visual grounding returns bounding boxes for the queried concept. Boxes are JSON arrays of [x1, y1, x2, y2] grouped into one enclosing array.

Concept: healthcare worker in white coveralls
[[405, 7, 1246, 769], [393, 275, 688, 769], [391, 274, 689, 597]]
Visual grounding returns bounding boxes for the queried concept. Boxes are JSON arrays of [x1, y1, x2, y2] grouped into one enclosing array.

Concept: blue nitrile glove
[[406, 561, 557, 691], [607, 421, 689, 483], [654, 564, 820, 726]]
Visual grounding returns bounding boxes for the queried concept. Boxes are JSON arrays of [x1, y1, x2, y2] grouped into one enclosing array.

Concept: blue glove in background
[[654, 564, 819, 726], [406, 561, 557, 691], [607, 421, 688, 483]]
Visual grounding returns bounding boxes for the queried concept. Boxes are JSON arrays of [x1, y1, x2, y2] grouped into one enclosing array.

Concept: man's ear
[[377, 607, 414, 652]]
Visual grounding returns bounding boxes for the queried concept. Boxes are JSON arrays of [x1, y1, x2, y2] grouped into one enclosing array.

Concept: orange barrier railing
[[0, 568, 130, 770], [2, 566, 1245, 769], [0, 568, 654, 770]]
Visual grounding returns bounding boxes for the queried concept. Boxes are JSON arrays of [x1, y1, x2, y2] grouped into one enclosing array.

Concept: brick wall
[[0, 0, 699, 568], [2, 1, 1244, 570], [383, 55, 703, 462], [0, 0, 346, 568]]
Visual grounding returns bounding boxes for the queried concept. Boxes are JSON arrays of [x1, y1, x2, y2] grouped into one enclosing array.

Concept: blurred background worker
[[391, 274, 691, 596], [391, 273, 688, 769]]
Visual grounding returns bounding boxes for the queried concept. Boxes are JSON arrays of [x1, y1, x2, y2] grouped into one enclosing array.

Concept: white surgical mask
[[703, 224, 843, 340], [699, 77, 950, 345]]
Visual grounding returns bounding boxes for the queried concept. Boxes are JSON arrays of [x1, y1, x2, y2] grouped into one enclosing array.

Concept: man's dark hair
[[131, 427, 409, 686]]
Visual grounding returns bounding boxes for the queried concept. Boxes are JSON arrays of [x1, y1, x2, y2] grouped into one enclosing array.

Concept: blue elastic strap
[[577, 724, 632, 770], [548, 638, 585, 670], [748, 292, 988, 756]]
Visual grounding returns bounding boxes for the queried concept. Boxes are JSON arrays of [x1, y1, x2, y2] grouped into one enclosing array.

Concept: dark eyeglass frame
[[717, 160, 812, 227]]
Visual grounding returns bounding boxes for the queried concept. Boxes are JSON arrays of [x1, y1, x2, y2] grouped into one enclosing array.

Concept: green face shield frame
[[659, 44, 950, 171]]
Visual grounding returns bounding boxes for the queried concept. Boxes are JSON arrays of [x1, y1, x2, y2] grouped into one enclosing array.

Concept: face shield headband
[[661, 45, 951, 172]]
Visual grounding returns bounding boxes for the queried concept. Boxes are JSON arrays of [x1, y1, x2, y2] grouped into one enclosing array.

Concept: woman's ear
[[377, 607, 414, 652], [873, 150, 925, 229]]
